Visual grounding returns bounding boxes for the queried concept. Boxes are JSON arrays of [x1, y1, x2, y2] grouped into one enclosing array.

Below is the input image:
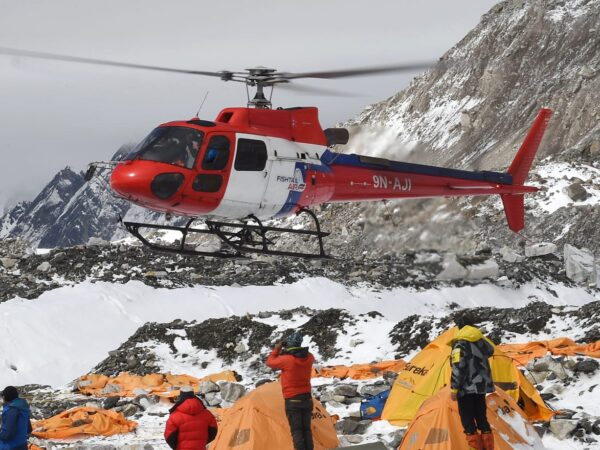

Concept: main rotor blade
[[278, 62, 433, 80], [275, 82, 357, 97], [0, 47, 224, 78]]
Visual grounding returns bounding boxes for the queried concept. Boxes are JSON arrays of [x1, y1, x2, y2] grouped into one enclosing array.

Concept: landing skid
[[122, 208, 330, 259]]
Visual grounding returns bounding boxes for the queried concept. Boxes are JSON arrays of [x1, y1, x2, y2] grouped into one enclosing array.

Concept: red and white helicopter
[[0, 48, 552, 258]]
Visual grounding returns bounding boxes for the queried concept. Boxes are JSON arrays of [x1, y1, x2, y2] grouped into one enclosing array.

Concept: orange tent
[[76, 371, 238, 397], [498, 338, 600, 365], [211, 381, 339, 450], [32, 407, 137, 439], [399, 387, 545, 450], [313, 360, 406, 380]]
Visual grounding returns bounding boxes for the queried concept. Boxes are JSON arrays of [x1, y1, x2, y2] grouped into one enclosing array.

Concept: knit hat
[[286, 330, 304, 348], [2, 386, 18, 402]]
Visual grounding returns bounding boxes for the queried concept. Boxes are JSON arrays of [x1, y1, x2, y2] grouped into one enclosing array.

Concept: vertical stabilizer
[[502, 108, 552, 232], [507, 108, 553, 185]]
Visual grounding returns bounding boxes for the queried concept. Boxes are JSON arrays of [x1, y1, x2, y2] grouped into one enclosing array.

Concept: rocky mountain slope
[[0, 145, 160, 248], [322, 0, 600, 257]]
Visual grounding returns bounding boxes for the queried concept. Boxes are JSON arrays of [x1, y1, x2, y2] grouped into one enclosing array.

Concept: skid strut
[[122, 208, 330, 259]]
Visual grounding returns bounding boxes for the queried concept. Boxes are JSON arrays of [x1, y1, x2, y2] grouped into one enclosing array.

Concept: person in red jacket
[[164, 386, 217, 450], [266, 330, 315, 450]]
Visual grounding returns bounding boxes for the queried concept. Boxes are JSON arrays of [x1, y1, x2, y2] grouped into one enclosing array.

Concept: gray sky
[[0, 0, 498, 211]]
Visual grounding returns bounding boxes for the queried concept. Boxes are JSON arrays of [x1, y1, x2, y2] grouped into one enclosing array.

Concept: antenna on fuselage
[[195, 91, 209, 118]]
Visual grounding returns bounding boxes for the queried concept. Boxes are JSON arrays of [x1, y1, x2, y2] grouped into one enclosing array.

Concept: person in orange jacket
[[266, 330, 315, 450], [164, 386, 217, 450]]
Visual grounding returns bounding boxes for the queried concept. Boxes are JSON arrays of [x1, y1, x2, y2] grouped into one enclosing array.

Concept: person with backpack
[[450, 313, 495, 450], [0, 386, 32, 450], [164, 386, 218, 450], [267, 330, 315, 450]]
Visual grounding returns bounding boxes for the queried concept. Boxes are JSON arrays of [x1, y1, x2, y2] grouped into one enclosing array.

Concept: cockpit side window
[[202, 135, 230, 170], [135, 127, 204, 169]]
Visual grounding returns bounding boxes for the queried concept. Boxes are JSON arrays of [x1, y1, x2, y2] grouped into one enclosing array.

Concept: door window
[[202, 135, 230, 171], [234, 139, 267, 171]]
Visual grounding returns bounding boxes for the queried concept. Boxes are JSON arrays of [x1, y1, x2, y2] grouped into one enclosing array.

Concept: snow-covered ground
[[2, 278, 596, 387], [1, 276, 599, 449]]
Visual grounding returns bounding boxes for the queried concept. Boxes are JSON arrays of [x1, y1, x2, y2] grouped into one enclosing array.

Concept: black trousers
[[284, 393, 314, 450], [457, 393, 491, 434]]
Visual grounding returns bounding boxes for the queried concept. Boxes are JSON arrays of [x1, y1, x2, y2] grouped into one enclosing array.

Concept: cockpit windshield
[[133, 127, 204, 169]]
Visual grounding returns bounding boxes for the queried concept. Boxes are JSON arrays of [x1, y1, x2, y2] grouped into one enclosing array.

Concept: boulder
[[120, 403, 139, 418], [500, 247, 524, 263], [436, 254, 468, 280], [466, 259, 499, 280], [564, 183, 589, 201], [593, 419, 600, 435], [204, 392, 222, 407], [135, 394, 159, 411], [525, 243, 557, 258], [87, 237, 110, 247], [333, 384, 358, 397], [199, 380, 220, 394], [0, 257, 18, 269], [234, 341, 247, 353], [389, 428, 407, 448], [335, 418, 360, 434], [564, 244, 597, 284], [342, 435, 364, 445], [549, 418, 578, 440], [359, 384, 390, 397], [219, 382, 246, 403], [349, 339, 365, 347], [36, 261, 52, 273], [573, 359, 599, 374], [101, 383, 121, 395], [102, 396, 120, 409], [51, 251, 68, 263]]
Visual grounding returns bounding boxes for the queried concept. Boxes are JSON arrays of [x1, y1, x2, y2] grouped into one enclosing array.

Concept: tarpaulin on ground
[[312, 360, 406, 380], [32, 407, 137, 439], [498, 338, 600, 365], [399, 387, 545, 450], [381, 328, 554, 426], [76, 371, 238, 397], [211, 381, 339, 450]]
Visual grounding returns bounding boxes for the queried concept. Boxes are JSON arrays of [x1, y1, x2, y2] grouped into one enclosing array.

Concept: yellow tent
[[399, 387, 545, 450], [211, 381, 339, 450], [382, 328, 554, 426]]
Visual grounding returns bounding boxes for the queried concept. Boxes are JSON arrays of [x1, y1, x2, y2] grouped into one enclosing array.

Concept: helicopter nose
[[110, 162, 185, 203]]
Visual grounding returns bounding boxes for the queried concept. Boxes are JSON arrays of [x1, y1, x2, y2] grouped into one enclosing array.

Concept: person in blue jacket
[[0, 386, 32, 450]]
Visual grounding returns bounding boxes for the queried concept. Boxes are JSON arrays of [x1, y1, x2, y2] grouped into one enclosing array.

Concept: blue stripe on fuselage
[[320, 150, 512, 185]]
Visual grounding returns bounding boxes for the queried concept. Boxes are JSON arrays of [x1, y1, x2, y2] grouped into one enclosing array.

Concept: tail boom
[[319, 108, 551, 233]]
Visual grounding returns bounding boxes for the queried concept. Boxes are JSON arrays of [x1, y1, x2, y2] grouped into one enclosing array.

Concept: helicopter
[[0, 47, 552, 259]]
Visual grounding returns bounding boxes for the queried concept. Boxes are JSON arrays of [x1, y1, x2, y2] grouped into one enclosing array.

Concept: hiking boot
[[466, 433, 483, 450], [481, 431, 495, 450]]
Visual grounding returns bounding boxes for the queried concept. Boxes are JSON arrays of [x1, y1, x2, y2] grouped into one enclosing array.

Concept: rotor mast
[[219, 66, 280, 109]]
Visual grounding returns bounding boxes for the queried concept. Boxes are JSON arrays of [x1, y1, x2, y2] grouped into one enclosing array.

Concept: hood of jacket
[[170, 395, 206, 416], [5, 398, 30, 413], [449, 325, 494, 346]]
